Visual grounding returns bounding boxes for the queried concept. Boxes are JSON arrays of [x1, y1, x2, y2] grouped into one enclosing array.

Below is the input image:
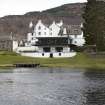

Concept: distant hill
[[0, 3, 85, 40]]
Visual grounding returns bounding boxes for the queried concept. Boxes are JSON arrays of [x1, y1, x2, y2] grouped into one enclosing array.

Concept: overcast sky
[[0, 0, 87, 17]]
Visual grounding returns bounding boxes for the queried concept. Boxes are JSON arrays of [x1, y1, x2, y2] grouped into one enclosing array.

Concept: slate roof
[[59, 24, 82, 35]]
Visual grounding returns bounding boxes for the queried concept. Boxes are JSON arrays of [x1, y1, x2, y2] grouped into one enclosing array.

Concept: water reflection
[[0, 68, 104, 105], [83, 69, 105, 105]]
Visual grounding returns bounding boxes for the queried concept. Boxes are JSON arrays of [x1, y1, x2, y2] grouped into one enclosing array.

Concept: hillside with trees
[[0, 3, 85, 40]]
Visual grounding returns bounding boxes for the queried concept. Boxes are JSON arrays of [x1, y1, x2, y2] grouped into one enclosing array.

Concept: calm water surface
[[0, 68, 105, 105]]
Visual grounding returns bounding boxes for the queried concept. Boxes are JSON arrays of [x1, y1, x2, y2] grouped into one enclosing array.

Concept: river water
[[0, 68, 105, 105]]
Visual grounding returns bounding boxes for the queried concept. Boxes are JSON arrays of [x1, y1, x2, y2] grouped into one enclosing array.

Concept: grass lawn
[[0, 51, 105, 69]]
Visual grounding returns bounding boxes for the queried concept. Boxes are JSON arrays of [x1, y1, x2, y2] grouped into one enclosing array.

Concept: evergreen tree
[[83, 0, 105, 51]]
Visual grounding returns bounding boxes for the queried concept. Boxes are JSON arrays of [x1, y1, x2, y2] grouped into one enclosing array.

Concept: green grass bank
[[0, 51, 105, 70]]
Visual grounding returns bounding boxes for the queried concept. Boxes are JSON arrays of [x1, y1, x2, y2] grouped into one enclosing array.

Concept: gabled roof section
[[59, 24, 82, 35]]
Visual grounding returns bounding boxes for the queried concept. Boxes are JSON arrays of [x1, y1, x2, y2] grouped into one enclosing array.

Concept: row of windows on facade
[[38, 32, 52, 35], [32, 32, 52, 36], [38, 26, 52, 30], [32, 32, 79, 37], [32, 31, 79, 36], [37, 26, 79, 34]]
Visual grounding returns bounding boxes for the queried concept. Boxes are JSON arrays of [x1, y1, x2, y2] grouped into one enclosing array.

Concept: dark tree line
[[83, 0, 105, 51]]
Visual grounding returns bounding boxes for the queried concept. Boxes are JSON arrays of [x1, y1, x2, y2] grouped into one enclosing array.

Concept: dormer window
[[38, 26, 41, 30], [32, 33, 33, 36], [44, 32, 46, 35], [74, 29, 78, 35], [50, 28, 52, 31], [50, 33, 52, 36], [38, 32, 41, 35]]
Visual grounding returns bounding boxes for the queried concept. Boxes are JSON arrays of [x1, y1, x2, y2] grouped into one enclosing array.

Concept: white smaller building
[[13, 40, 18, 52]]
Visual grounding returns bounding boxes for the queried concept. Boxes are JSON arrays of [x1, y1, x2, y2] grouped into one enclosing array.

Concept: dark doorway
[[50, 53, 53, 58], [43, 47, 50, 52]]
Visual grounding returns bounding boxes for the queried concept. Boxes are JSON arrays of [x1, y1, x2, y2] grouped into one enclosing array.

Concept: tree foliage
[[83, 0, 105, 51]]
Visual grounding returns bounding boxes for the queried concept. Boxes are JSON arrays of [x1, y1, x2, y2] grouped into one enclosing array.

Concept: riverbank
[[0, 51, 105, 70]]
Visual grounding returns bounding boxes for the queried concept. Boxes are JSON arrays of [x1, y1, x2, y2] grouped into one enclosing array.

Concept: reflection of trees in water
[[84, 69, 105, 79], [82, 69, 105, 105], [84, 89, 105, 105]]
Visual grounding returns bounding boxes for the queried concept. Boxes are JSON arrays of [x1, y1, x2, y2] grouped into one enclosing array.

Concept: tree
[[83, 0, 105, 51]]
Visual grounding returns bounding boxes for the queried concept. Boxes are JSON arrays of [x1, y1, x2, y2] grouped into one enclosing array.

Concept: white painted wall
[[13, 40, 18, 52], [20, 52, 76, 58], [72, 38, 85, 46], [69, 32, 85, 46], [49, 21, 61, 37], [63, 47, 70, 52], [27, 33, 33, 41], [16, 46, 38, 52], [34, 20, 50, 37], [53, 52, 76, 58], [33, 20, 62, 37], [63, 28, 67, 35]]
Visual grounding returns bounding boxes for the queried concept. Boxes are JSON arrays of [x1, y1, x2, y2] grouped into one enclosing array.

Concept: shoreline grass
[[0, 51, 105, 70]]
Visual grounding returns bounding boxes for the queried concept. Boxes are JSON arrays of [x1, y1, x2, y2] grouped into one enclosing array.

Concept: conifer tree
[[83, 0, 105, 51]]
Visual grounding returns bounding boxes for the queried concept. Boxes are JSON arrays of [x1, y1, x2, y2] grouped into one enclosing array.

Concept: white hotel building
[[14, 19, 85, 58]]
